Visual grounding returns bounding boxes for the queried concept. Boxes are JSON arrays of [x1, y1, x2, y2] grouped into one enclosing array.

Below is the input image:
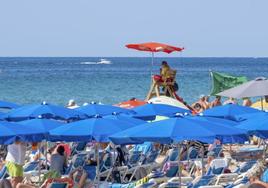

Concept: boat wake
[[80, 59, 112, 65], [80, 62, 99, 65]]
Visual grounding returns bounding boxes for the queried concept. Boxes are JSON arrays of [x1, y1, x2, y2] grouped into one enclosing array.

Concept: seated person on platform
[[160, 61, 171, 81], [154, 61, 174, 83]]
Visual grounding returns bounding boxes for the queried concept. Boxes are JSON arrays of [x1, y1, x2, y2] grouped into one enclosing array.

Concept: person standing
[[5, 141, 27, 188]]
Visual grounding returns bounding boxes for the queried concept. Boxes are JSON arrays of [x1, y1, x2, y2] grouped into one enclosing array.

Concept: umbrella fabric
[[104, 114, 146, 125], [148, 96, 189, 110], [126, 42, 184, 54], [18, 119, 64, 136], [0, 121, 47, 143], [217, 77, 268, 98], [236, 113, 268, 138], [115, 99, 146, 109], [49, 117, 139, 142], [202, 104, 261, 121], [132, 103, 190, 121], [110, 117, 247, 145], [189, 116, 239, 126], [5, 103, 85, 121], [234, 111, 267, 122], [76, 103, 132, 117], [0, 100, 20, 109], [0, 122, 18, 144]]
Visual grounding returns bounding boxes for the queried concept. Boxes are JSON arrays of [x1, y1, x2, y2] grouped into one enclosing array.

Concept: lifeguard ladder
[[145, 69, 178, 101]]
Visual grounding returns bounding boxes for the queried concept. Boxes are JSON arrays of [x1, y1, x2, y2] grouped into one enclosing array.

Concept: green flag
[[210, 71, 248, 96]]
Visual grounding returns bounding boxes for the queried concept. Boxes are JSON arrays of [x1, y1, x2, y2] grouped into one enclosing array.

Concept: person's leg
[[6, 162, 24, 188], [11, 177, 23, 188], [77, 172, 88, 188], [16, 183, 36, 188]]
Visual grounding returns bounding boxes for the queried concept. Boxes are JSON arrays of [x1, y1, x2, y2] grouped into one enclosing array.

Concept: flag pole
[[209, 70, 213, 96]]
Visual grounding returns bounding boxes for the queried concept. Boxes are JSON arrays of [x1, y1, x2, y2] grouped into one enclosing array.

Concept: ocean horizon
[[0, 57, 267, 106]]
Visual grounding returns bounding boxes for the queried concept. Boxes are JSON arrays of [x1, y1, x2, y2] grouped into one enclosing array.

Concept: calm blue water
[[0, 57, 267, 106]]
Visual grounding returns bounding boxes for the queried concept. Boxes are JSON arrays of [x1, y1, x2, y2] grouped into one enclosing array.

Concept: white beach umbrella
[[148, 96, 189, 110], [217, 77, 268, 99]]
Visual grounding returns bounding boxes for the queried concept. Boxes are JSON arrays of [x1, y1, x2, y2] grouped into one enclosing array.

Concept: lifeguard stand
[[145, 69, 178, 101]]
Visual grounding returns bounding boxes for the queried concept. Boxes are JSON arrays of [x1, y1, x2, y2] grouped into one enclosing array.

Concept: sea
[[0, 57, 267, 106]]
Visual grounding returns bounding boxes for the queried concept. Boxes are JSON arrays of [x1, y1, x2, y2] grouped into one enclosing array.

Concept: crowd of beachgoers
[[0, 96, 267, 188]]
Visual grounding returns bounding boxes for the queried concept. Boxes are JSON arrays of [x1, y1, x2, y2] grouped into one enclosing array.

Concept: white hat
[[68, 99, 76, 106]]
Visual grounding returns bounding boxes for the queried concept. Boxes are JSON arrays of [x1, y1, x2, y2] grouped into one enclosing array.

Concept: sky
[[0, 0, 267, 57]]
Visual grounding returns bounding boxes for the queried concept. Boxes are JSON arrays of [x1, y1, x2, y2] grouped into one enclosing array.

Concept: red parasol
[[126, 42, 184, 54], [125, 42, 184, 74], [115, 98, 146, 109]]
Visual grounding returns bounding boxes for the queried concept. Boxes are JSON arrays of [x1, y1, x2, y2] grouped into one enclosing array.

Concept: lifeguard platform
[[145, 69, 179, 101]]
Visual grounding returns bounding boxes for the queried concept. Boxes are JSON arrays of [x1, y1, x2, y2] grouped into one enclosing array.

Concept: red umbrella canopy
[[126, 42, 184, 54]]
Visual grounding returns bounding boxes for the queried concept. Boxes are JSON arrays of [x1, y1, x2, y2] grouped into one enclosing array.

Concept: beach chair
[[231, 147, 263, 161], [206, 158, 229, 176], [212, 146, 223, 158], [132, 142, 153, 155], [233, 160, 257, 174], [141, 150, 159, 165], [0, 165, 7, 179], [71, 141, 87, 155], [160, 147, 180, 169], [125, 150, 160, 183]]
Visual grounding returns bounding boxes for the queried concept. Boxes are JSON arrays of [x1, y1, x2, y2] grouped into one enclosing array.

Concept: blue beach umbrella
[[0, 122, 18, 144], [110, 117, 248, 145], [76, 103, 132, 117], [104, 113, 146, 125], [233, 111, 267, 122], [0, 121, 49, 143], [5, 102, 85, 121], [132, 103, 190, 121], [0, 100, 20, 109], [49, 116, 140, 142], [202, 104, 262, 121], [18, 119, 64, 139], [236, 113, 268, 138], [188, 115, 239, 126]]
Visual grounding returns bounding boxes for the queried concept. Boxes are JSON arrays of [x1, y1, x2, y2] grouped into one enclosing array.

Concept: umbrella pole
[[261, 97, 264, 111], [151, 52, 154, 77], [201, 145, 204, 176], [96, 143, 100, 187], [45, 142, 48, 170], [38, 144, 41, 186], [178, 143, 181, 188]]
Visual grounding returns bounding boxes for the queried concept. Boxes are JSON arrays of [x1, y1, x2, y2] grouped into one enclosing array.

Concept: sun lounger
[[231, 147, 263, 161], [0, 165, 7, 179], [70, 141, 87, 155]]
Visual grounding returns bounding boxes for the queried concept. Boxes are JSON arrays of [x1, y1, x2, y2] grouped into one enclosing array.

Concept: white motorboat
[[97, 59, 112, 64]]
